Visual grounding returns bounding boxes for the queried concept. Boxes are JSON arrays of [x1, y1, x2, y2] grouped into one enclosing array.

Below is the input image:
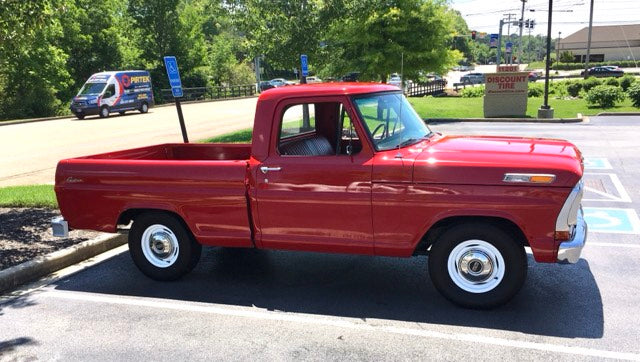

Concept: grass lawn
[[409, 96, 638, 119], [0, 185, 58, 208]]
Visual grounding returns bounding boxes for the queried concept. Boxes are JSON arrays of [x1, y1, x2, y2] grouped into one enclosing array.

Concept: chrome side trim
[[51, 216, 69, 238], [556, 179, 584, 233], [557, 208, 587, 264]]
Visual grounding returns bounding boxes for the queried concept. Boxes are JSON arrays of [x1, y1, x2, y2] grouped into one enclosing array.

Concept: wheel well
[[118, 208, 191, 235], [413, 216, 529, 255]]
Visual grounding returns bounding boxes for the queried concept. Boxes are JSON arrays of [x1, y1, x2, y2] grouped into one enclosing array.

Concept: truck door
[[255, 98, 374, 254], [101, 79, 121, 108]]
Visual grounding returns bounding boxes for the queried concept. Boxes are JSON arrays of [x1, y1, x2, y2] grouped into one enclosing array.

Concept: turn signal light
[[503, 173, 556, 184], [554, 231, 571, 241]]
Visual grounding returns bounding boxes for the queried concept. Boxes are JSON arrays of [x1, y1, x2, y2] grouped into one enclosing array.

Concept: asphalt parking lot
[[1, 116, 640, 361]]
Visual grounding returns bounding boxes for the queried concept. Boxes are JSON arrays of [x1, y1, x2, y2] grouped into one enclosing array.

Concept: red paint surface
[[55, 83, 583, 262]]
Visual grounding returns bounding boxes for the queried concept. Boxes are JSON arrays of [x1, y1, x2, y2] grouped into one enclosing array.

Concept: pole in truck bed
[[163, 56, 189, 143]]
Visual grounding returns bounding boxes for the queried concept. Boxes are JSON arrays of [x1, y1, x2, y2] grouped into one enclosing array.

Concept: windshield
[[78, 82, 106, 96], [353, 92, 432, 151]]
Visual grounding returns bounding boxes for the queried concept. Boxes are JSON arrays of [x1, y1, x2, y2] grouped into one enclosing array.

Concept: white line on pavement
[[44, 290, 640, 361]]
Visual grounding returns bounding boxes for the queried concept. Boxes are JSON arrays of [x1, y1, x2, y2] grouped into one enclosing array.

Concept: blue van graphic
[[70, 70, 154, 119]]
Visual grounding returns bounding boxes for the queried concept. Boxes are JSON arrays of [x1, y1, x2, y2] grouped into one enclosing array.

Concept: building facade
[[558, 24, 640, 63]]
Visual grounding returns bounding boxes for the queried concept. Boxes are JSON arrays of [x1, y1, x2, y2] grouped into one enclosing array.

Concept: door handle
[[260, 166, 281, 174]]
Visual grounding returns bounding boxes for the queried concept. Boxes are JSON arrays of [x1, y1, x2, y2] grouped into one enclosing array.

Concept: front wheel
[[428, 223, 527, 309], [128, 212, 202, 281], [99, 106, 109, 118], [139, 102, 149, 113]]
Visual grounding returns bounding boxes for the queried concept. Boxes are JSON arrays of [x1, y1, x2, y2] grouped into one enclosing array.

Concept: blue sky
[[449, 0, 640, 39]]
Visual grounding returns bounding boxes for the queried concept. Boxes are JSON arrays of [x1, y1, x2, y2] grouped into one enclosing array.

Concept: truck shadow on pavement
[[53, 247, 604, 339]]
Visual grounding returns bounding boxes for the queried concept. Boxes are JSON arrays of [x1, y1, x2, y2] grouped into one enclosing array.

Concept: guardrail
[[406, 81, 446, 97], [160, 85, 256, 103]]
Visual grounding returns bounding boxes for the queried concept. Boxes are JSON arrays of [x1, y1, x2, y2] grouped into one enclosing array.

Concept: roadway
[[2, 116, 640, 360], [0, 97, 259, 187]]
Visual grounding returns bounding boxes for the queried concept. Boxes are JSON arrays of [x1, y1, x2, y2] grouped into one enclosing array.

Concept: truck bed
[[74, 143, 252, 161], [55, 143, 254, 248]]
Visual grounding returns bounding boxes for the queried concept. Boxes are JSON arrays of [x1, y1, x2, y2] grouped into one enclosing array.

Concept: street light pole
[[518, 0, 527, 65], [538, 0, 554, 118], [584, 0, 594, 78]]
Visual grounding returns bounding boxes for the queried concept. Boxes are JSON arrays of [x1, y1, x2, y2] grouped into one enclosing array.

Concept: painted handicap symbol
[[583, 207, 640, 234], [583, 157, 611, 170]]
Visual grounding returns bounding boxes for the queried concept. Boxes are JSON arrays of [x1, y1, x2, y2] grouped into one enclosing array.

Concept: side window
[[280, 104, 316, 139], [104, 84, 116, 98], [277, 102, 362, 156]]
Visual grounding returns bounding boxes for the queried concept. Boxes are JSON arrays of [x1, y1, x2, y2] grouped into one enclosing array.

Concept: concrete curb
[[0, 233, 127, 293], [596, 112, 640, 116], [426, 117, 583, 123]]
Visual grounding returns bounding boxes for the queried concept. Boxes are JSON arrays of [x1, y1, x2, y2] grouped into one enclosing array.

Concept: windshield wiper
[[397, 134, 432, 148]]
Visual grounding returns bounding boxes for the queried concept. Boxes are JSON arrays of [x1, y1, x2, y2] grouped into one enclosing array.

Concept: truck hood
[[413, 135, 583, 187]]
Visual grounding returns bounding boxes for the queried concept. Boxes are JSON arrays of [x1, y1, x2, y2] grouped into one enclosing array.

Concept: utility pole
[[497, 19, 504, 65], [584, 0, 594, 78], [518, 0, 527, 65], [556, 31, 562, 66], [504, 13, 516, 63]]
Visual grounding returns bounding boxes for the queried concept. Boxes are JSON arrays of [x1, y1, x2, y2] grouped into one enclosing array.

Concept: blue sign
[[505, 42, 513, 53], [583, 207, 640, 234], [163, 56, 183, 98], [300, 54, 309, 77], [489, 34, 499, 49]]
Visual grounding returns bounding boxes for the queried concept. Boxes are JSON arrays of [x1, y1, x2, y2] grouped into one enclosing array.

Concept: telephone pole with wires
[[517, 0, 526, 65]]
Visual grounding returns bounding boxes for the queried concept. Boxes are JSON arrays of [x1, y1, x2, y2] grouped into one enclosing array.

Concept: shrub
[[460, 85, 485, 98], [628, 83, 640, 107], [567, 81, 582, 97], [582, 77, 602, 92], [620, 75, 636, 91], [550, 81, 568, 97], [604, 77, 620, 87], [585, 85, 626, 108], [528, 82, 544, 97]]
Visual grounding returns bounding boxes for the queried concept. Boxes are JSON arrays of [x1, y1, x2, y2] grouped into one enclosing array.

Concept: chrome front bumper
[[51, 216, 69, 238], [557, 208, 587, 264]]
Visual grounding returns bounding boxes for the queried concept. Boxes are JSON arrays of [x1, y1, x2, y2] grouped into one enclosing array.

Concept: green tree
[[0, 0, 72, 119], [324, 0, 461, 82]]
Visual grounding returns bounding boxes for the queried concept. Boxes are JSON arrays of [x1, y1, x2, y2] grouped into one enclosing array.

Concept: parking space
[[2, 116, 640, 360]]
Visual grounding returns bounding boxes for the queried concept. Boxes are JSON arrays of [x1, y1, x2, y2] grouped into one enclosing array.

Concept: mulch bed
[[0, 208, 102, 271]]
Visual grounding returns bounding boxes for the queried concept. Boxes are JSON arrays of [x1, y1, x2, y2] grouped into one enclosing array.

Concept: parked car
[[460, 72, 485, 84], [426, 74, 447, 86], [388, 74, 403, 88], [528, 71, 540, 82], [306, 76, 322, 83], [341, 72, 360, 82], [259, 81, 275, 92], [269, 78, 289, 87], [580, 66, 624, 78], [54, 83, 587, 309], [70, 70, 154, 120]]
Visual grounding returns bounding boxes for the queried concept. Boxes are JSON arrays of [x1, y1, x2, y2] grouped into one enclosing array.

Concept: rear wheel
[[99, 106, 109, 118], [129, 212, 202, 281], [428, 223, 527, 309], [139, 102, 149, 114], [119, 111, 126, 115]]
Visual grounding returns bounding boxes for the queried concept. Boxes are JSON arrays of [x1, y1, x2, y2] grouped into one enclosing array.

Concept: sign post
[[300, 54, 310, 129], [163, 56, 188, 143]]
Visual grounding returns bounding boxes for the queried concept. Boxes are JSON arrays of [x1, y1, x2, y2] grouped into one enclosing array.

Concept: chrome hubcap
[[447, 240, 505, 293], [141, 224, 179, 268]]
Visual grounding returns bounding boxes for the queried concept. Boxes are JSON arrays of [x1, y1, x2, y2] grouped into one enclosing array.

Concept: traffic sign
[[163, 56, 183, 98], [489, 34, 498, 48], [300, 54, 309, 77]]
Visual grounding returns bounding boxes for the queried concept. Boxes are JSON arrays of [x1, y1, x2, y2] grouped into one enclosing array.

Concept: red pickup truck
[[53, 83, 586, 308]]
